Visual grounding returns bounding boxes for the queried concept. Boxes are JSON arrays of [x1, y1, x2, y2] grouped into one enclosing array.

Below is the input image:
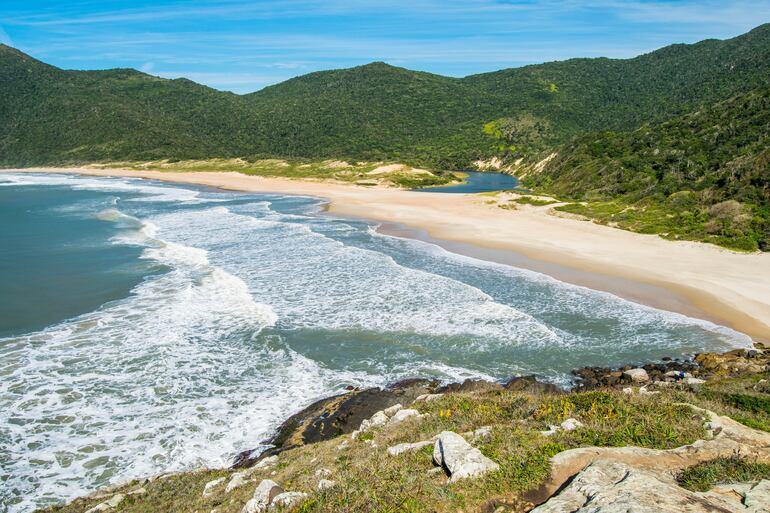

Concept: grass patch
[[677, 456, 770, 492], [95, 158, 459, 189], [513, 196, 558, 206]]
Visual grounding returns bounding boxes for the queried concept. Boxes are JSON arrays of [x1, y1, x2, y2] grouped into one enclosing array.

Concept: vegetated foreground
[[39, 348, 770, 513]]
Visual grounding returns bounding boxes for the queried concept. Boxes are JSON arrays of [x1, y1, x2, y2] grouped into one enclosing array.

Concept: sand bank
[[7, 168, 770, 342]]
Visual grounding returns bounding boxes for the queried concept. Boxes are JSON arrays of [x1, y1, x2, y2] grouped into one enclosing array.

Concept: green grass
[[512, 196, 558, 206], [95, 158, 459, 189], [38, 388, 709, 513], [677, 456, 770, 492]]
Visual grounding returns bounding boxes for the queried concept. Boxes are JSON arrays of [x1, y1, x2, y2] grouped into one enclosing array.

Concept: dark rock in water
[[231, 378, 439, 468], [437, 378, 503, 394], [504, 375, 561, 394]]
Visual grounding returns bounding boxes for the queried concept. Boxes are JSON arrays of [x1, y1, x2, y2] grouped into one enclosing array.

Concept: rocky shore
[[38, 345, 770, 513], [233, 345, 769, 471]]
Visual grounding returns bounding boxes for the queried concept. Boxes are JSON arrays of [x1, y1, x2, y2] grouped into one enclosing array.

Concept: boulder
[[623, 368, 649, 383], [437, 378, 503, 394], [317, 479, 336, 491], [432, 431, 500, 482], [270, 491, 307, 509], [226, 472, 249, 493], [387, 440, 433, 456], [359, 410, 388, 431], [530, 460, 742, 512], [414, 393, 443, 402], [560, 418, 583, 431], [241, 480, 283, 513], [388, 408, 421, 425], [202, 477, 226, 497], [504, 375, 560, 394], [382, 403, 403, 417]]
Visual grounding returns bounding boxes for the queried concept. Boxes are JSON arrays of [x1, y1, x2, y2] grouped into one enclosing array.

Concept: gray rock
[[105, 495, 124, 508], [314, 468, 333, 477], [560, 418, 583, 431], [744, 479, 770, 511], [432, 431, 499, 482], [623, 368, 649, 383], [382, 403, 403, 417], [388, 408, 421, 425], [387, 440, 433, 456], [241, 479, 283, 513], [414, 393, 443, 402], [335, 439, 350, 451], [226, 472, 249, 493], [530, 459, 741, 512], [202, 477, 226, 497], [270, 491, 308, 509], [684, 377, 707, 386], [317, 479, 336, 491], [359, 410, 388, 432]]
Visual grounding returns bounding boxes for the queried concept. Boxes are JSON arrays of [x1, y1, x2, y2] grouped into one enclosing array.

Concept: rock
[[226, 472, 249, 493], [560, 418, 583, 431], [623, 368, 649, 383], [683, 377, 706, 386], [360, 410, 389, 431], [314, 468, 332, 477], [105, 494, 124, 508], [530, 460, 747, 512], [235, 379, 439, 466], [744, 479, 770, 511], [84, 504, 110, 513], [317, 479, 336, 491], [665, 370, 692, 380], [540, 425, 559, 437], [387, 440, 433, 456], [241, 480, 283, 513], [466, 426, 493, 440], [432, 431, 500, 482], [202, 477, 226, 497], [270, 491, 307, 509], [382, 403, 403, 417], [638, 386, 660, 395], [128, 487, 147, 496], [503, 375, 560, 394], [414, 393, 443, 402], [336, 439, 350, 451], [437, 378, 503, 394], [388, 408, 421, 425], [622, 387, 633, 394]]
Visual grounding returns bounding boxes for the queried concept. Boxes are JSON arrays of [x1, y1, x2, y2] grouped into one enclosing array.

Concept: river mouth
[[414, 171, 520, 193]]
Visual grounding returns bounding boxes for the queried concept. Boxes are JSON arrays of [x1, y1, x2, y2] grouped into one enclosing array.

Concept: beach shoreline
[[4, 167, 770, 343]]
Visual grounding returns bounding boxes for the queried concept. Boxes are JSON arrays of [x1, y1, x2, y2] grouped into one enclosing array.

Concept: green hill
[[525, 87, 770, 251], [2, 23, 770, 167]]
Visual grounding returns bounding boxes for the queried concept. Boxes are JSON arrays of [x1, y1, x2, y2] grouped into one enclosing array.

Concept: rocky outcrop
[[530, 460, 737, 512], [232, 379, 438, 468], [574, 347, 768, 390], [433, 431, 500, 482], [525, 405, 770, 505], [241, 480, 283, 513]]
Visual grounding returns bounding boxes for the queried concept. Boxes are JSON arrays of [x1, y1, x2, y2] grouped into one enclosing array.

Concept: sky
[[2, 0, 769, 94]]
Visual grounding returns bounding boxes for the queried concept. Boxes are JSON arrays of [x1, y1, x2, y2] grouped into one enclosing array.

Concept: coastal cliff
[[40, 347, 770, 513]]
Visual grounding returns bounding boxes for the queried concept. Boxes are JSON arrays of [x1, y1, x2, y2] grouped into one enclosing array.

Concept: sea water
[[0, 173, 751, 512]]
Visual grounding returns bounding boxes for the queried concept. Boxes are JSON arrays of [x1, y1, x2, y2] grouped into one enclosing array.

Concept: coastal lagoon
[[0, 173, 752, 512]]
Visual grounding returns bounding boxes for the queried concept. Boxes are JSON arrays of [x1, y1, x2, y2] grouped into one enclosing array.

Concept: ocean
[[0, 172, 751, 512]]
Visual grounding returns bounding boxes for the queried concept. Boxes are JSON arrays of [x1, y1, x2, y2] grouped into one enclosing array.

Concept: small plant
[[677, 456, 770, 492]]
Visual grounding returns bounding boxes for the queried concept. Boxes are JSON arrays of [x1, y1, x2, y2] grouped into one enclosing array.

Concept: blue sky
[[2, 1, 769, 93]]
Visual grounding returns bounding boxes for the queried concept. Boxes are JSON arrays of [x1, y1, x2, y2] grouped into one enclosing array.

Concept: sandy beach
[[6, 167, 770, 342]]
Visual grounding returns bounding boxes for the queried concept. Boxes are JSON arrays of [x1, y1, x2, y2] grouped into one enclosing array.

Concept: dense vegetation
[[2, 23, 770, 169], [526, 88, 770, 251]]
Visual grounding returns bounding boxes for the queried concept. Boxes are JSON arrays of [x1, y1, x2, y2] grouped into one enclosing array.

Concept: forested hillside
[[526, 88, 770, 251], [1, 23, 770, 167]]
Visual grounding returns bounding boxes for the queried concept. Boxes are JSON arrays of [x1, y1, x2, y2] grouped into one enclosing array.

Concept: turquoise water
[[415, 171, 519, 193], [0, 173, 751, 512]]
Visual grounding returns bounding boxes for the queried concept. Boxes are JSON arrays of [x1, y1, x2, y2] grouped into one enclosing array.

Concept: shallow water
[[415, 170, 519, 193], [0, 172, 751, 512]]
